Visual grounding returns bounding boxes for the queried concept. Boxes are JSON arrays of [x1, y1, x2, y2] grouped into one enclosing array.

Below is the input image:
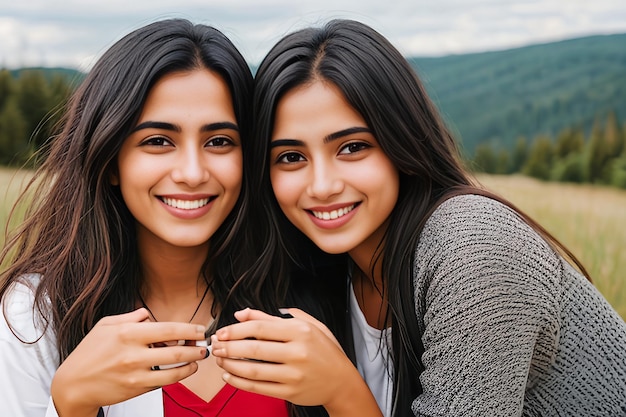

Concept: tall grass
[[477, 174, 626, 319], [0, 167, 32, 248]]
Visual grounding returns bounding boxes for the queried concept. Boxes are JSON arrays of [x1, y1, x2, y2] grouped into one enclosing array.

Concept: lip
[[157, 193, 216, 220], [306, 202, 360, 229]]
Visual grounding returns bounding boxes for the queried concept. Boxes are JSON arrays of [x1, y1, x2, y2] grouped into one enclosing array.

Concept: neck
[[348, 218, 389, 289], [137, 232, 212, 323], [349, 237, 388, 330], [348, 239, 385, 290]]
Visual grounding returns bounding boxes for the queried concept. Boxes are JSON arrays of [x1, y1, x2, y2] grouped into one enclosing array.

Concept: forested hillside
[[409, 33, 626, 155]]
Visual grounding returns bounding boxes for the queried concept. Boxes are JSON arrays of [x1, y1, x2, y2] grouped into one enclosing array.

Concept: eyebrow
[[270, 126, 372, 149], [131, 121, 239, 133], [324, 127, 371, 143]]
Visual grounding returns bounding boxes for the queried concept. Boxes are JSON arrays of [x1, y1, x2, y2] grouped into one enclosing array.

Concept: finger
[[217, 357, 293, 385], [119, 321, 207, 345], [220, 371, 297, 403], [279, 308, 340, 348], [145, 361, 200, 388], [147, 344, 209, 370], [97, 308, 151, 325], [215, 319, 298, 343], [211, 337, 296, 364], [233, 308, 282, 322], [278, 308, 310, 321]]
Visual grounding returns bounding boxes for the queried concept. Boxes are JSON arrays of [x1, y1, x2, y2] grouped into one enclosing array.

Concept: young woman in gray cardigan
[[209, 19, 626, 417]]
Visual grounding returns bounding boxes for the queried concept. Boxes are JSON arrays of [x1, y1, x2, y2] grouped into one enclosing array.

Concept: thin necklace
[[138, 285, 210, 323]]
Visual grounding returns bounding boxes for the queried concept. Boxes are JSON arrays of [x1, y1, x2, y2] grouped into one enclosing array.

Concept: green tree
[[0, 69, 13, 110], [40, 74, 74, 149], [472, 143, 497, 173], [586, 112, 624, 183], [551, 154, 585, 183], [15, 70, 51, 149], [604, 111, 623, 159], [554, 126, 584, 159], [523, 134, 554, 180], [610, 157, 626, 189], [495, 149, 511, 174], [0, 99, 29, 165], [586, 114, 606, 183], [511, 136, 529, 173]]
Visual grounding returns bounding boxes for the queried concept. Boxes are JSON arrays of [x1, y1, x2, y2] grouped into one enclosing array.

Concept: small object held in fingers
[[149, 339, 210, 370], [279, 311, 294, 319], [204, 327, 214, 340]]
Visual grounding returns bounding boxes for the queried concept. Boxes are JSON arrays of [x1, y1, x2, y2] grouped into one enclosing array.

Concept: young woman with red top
[[0, 18, 341, 417]]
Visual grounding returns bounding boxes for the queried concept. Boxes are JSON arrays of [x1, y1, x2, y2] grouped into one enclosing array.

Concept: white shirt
[[349, 283, 393, 416], [0, 275, 163, 417]]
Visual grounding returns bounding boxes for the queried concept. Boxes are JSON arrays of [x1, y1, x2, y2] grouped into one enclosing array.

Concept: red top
[[163, 382, 289, 417]]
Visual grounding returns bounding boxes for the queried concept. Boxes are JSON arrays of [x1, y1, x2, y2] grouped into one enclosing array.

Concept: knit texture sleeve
[[411, 194, 563, 417]]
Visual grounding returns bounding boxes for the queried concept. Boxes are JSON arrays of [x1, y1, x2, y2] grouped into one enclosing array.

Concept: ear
[[109, 168, 120, 186]]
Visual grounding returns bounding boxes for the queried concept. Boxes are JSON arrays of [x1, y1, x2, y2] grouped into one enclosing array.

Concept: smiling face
[[113, 69, 242, 251], [269, 80, 399, 263]]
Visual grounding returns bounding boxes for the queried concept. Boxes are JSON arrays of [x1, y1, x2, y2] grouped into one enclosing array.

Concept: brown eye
[[277, 152, 305, 164], [140, 136, 172, 147], [339, 142, 370, 155], [206, 136, 234, 147]]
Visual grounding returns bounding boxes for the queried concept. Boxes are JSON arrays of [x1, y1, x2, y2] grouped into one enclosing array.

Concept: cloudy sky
[[2, 0, 626, 70]]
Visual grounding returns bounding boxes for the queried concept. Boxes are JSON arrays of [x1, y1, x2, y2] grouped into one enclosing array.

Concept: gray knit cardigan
[[410, 194, 626, 417]]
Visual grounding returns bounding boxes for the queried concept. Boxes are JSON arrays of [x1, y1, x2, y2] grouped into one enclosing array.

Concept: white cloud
[[1, 0, 625, 69]]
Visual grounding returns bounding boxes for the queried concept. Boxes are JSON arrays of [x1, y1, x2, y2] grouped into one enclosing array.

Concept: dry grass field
[[477, 174, 626, 319], [0, 167, 33, 244], [1, 168, 624, 318]]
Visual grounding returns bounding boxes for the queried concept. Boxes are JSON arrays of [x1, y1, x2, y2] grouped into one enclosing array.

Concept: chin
[[312, 240, 355, 255]]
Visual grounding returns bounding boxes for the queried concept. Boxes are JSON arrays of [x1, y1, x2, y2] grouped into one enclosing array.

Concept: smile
[[160, 197, 211, 210], [311, 204, 355, 220]]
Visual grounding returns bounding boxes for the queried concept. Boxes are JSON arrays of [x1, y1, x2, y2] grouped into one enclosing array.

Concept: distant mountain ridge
[[409, 33, 626, 154], [11, 33, 626, 155], [9, 67, 84, 85]]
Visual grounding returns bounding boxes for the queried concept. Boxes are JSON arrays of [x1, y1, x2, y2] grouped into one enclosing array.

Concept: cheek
[[270, 170, 300, 207], [118, 160, 157, 194], [213, 153, 243, 194], [354, 158, 399, 209]]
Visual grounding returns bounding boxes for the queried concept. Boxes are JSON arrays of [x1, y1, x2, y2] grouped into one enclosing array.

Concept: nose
[[170, 146, 210, 187], [306, 161, 344, 200]]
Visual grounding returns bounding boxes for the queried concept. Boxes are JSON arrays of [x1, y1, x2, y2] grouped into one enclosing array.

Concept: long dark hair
[[0, 18, 261, 360], [252, 19, 590, 416]]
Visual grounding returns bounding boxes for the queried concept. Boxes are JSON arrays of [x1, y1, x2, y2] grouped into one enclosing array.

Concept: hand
[[51, 308, 209, 417], [211, 308, 382, 417]]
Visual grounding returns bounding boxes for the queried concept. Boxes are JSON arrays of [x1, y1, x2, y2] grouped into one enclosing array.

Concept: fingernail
[[202, 348, 210, 358], [196, 325, 206, 334], [278, 308, 289, 314]]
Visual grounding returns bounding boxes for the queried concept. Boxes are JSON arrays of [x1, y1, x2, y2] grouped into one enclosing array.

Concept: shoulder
[[1, 273, 52, 343], [424, 193, 532, 239], [417, 193, 556, 263], [412, 194, 564, 318]]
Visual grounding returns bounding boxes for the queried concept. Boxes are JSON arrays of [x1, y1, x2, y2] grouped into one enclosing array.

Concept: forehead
[[139, 69, 236, 121], [272, 81, 367, 138]]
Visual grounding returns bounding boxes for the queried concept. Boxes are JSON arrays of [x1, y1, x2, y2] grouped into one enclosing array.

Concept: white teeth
[[312, 204, 355, 220], [162, 197, 210, 210]]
